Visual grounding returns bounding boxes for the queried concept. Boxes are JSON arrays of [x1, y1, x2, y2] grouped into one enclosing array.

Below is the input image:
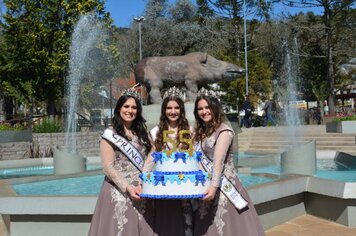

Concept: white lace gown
[[143, 126, 194, 236], [193, 123, 265, 236]]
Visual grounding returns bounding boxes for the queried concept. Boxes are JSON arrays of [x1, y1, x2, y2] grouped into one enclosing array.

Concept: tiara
[[197, 87, 219, 99], [163, 86, 184, 100], [122, 84, 141, 101]]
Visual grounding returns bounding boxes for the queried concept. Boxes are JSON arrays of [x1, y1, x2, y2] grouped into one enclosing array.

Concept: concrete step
[[239, 126, 355, 135], [239, 140, 356, 146], [239, 131, 355, 138], [241, 144, 356, 151], [238, 146, 356, 155], [235, 125, 356, 155]]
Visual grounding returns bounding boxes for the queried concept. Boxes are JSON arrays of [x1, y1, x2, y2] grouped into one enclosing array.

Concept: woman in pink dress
[[192, 88, 265, 236], [88, 89, 155, 236]]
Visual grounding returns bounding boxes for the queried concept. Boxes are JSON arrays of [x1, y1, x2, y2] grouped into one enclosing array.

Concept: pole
[[243, 0, 248, 96], [138, 21, 142, 60], [109, 79, 112, 119], [134, 16, 145, 60], [134, 16, 146, 103]]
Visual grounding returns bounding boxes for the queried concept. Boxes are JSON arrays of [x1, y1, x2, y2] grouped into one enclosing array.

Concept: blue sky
[[105, 0, 323, 28], [105, 0, 147, 27]]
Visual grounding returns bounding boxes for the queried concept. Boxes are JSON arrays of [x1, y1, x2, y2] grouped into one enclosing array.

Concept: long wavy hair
[[193, 96, 225, 143], [154, 97, 190, 151], [112, 95, 151, 154]]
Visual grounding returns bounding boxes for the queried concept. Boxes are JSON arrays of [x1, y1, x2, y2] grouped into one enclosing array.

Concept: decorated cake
[[139, 151, 211, 199]]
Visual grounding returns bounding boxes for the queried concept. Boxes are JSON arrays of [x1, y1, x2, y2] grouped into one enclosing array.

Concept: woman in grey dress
[[192, 88, 265, 236], [88, 89, 155, 236]]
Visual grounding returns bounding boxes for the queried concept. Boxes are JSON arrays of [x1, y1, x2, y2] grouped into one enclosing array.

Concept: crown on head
[[197, 87, 219, 99], [163, 86, 185, 100], [122, 84, 141, 101]]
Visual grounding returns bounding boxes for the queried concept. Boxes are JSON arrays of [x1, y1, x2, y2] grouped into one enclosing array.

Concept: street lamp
[[133, 16, 146, 60], [243, 0, 248, 96]]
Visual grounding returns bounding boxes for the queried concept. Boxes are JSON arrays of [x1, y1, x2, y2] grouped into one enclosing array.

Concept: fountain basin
[[281, 140, 316, 175], [53, 146, 86, 175]]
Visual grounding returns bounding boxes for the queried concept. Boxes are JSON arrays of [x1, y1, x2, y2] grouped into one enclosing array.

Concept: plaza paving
[[265, 214, 356, 236]]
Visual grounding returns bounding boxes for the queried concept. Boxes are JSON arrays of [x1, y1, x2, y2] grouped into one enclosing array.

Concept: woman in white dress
[[143, 86, 194, 236]]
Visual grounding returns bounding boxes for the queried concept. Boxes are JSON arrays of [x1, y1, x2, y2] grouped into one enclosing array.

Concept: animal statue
[[135, 52, 244, 104]]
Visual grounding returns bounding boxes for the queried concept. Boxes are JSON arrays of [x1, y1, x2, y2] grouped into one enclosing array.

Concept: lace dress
[[88, 129, 155, 236], [142, 126, 193, 236], [193, 123, 265, 236]]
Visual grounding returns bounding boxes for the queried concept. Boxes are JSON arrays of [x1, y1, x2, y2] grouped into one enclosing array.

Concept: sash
[[196, 144, 249, 210], [101, 129, 144, 172]]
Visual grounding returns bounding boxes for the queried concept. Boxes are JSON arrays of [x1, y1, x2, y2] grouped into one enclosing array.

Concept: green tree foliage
[[194, 0, 277, 103], [196, 0, 276, 61], [219, 51, 272, 109], [281, 0, 356, 114], [115, 0, 209, 78], [0, 0, 112, 116], [142, 0, 207, 56], [252, 7, 355, 115]]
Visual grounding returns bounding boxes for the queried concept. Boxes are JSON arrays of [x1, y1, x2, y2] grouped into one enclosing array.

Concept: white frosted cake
[[139, 151, 211, 199]]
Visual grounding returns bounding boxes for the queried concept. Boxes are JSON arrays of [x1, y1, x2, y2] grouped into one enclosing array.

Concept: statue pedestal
[[281, 140, 316, 175], [53, 146, 86, 175]]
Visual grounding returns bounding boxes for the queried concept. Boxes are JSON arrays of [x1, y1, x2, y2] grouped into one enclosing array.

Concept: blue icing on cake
[[139, 194, 206, 199], [140, 151, 211, 199], [140, 170, 209, 186], [152, 151, 202, 164]]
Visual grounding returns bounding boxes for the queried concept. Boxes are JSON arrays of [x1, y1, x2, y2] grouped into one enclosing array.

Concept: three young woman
[[89, 86, 264, 236]]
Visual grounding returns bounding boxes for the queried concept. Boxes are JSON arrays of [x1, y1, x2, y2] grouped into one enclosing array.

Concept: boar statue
[[135, 52, 244, 104]]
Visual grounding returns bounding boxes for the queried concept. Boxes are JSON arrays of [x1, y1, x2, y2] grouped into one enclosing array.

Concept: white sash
[[102, 129, 144, 171], [196, 144, 248, 210]]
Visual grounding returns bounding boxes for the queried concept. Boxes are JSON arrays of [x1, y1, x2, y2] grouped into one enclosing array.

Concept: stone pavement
[[265, 214, 356, 236]]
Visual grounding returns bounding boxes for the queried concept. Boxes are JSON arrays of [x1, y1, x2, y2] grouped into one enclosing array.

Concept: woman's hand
[[202, 186, 217, 201], [126, 184, 142, 201]]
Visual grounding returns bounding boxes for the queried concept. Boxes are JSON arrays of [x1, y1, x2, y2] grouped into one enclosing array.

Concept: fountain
[[279, 38, 317, 175], [54, 14, 110, 175]]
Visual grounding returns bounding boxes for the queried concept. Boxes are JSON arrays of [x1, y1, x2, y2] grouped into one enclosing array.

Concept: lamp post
[[109, 79, 112, 120], [243, 0, 248, 96], [133, 16, 145, 60]]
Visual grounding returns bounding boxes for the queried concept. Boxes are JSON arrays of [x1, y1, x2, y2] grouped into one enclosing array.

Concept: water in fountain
[[279, 38, 317, 175], [280, 38, 302, 142], [65, 14, 104, 153]]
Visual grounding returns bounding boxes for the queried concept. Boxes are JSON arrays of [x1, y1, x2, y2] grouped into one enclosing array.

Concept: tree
[[194, 0, 278, 103], [141, 0, 207, 57], [0, 0, 112, 116], [282, 0, 356, 114], [219, 51, 273, 109], [196, 0, 276, 62]]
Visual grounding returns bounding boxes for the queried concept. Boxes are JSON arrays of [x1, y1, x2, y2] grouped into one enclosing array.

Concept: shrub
[[0, 123, 26, 131], [33, 118, 63, 133], [333, 115, 356, 122]]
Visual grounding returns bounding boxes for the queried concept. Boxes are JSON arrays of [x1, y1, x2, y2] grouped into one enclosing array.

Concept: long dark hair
[[154, 97, 190, 151], [112, 95, 151, 153], [193, 96, 225, 142]]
